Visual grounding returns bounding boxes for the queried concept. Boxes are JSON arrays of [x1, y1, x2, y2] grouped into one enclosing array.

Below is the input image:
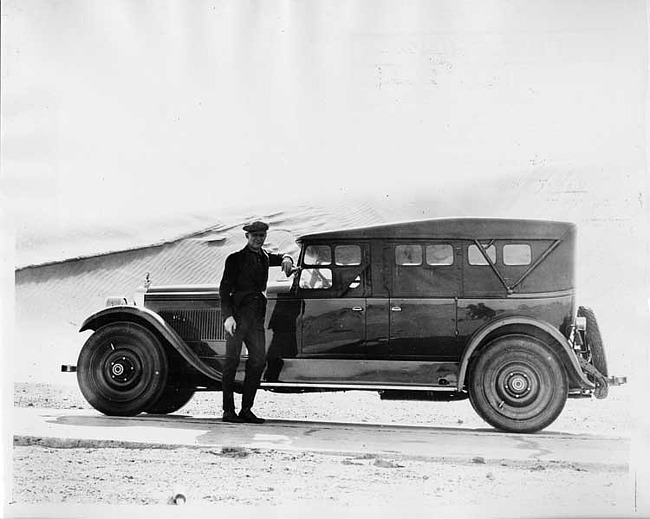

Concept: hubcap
[[505, 372, 530, 396], [103, 349, 142, 389], [495, 364, 539, 407]]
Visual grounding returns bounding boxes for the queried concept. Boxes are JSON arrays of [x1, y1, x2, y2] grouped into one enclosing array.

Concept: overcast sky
[[1, 0, 647, 242]]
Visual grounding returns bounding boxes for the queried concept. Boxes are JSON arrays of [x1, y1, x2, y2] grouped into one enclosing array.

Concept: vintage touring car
[[63, 218, 625, 433]]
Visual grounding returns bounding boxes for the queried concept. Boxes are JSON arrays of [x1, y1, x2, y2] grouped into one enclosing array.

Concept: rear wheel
[[577, 306, 608, 377], [469, 335, 568, 433], [77, 322, 168, 416]]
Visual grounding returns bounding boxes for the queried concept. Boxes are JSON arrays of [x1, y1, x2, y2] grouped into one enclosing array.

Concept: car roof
[[297, 218, 575, 242]]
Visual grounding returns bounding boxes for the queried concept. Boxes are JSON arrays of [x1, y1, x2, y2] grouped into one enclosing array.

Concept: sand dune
[[13, 170, 645, 385], [13, 199, 390, 384]]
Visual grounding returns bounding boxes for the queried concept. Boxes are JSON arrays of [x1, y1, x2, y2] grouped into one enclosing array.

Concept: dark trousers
[[222, 297, 267, 413]]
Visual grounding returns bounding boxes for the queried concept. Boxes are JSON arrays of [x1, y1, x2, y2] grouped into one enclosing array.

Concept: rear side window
[[426, 244, 454, 266], [395, 245, 422, 266], [504, 244, 532, 265], [304, 245, 331, 266], [468, 244, 496, 265]]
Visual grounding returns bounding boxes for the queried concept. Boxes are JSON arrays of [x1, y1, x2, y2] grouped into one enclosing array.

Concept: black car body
[[70, 218, 623, 432]]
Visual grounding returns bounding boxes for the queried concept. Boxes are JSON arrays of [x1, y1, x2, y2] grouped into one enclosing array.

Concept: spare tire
[[577, 306, 608, 377]]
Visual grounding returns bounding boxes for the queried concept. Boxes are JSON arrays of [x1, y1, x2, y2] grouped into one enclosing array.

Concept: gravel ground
[[11, 445, 631, 510], [8, 382, 639, 516], [13, 381, 632, 435]]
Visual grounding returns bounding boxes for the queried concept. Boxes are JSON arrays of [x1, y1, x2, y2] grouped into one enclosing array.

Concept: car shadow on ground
[[43, 412, 604, 439]]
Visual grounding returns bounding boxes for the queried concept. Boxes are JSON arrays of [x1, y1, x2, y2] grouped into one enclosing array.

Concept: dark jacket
[[219, 246, 287, 320]]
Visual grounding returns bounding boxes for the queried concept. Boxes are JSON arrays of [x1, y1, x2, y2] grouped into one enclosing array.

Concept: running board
[[259, 382, 458, 392]]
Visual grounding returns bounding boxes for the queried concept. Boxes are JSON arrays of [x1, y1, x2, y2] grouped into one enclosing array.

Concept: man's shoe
[[239, 410, 265, 424], [222, 410, 244, 423]]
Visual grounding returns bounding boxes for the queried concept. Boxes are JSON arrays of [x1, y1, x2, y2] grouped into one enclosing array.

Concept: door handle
[[391, 306, 402, 312], [351, 306, 364, 311]]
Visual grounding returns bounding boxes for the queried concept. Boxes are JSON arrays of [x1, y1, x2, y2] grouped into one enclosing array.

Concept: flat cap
[[243, 220, 269, 233]]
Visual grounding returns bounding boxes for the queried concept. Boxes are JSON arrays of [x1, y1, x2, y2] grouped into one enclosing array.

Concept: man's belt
[[232, 291, 267, 306]]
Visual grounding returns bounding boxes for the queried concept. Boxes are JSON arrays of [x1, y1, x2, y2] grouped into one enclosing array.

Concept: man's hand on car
[[224, 316, 237, 336], [281, 256, 294, 277]]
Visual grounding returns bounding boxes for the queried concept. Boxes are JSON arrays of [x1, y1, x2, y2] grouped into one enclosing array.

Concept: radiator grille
[[158, 309, 225, 341]]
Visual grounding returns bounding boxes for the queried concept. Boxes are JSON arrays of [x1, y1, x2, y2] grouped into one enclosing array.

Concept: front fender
[[80, 305, 222, 382], [457, 315, 594, 391]]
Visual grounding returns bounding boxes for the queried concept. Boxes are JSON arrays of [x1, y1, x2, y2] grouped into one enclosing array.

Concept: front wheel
[[469, 335, 568, 433], [145, 387, 195, 414], [77, 322, 169, 416]]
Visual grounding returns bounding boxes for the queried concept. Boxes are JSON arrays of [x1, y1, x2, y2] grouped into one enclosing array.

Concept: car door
[[298, 243, 370, 357], [388, 241, 460, 360]]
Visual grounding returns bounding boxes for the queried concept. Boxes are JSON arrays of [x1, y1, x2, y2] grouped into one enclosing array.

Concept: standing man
[[219, 221, 294, 423]]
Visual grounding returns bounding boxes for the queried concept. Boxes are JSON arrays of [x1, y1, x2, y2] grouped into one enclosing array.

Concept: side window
[[335, 245, 361, 266], [299, 242, 367, 295], [503, 244, 532, 265], [304, 245, 331, 266], [299, 268, 333, 290], [426, 244, 454, 266], [468, 243, 496, 265], [395, 244, 422, 266]]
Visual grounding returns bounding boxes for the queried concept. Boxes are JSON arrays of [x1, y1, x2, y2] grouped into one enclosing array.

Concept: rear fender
[[80, 306, 222, 382], [457, 316, 594, 391]]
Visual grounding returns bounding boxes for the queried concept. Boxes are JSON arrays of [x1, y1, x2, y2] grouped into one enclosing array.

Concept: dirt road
[[11, 442, 632, 512], [12, 407, 630, 468], [7, 383, 641, 516]]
